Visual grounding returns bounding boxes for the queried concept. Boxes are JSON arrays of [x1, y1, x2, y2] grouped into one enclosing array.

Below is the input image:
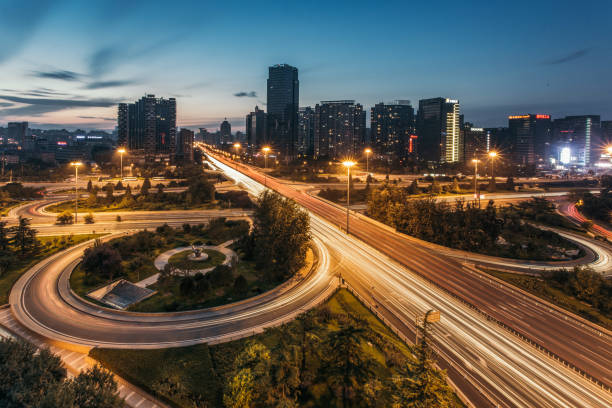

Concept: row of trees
[[241, 191, 311, 283], [0, 217, 38, 276], [545, 267, 612, 315], [0, 338, 123, 407], [222, 297, 457, 408], [367, 186, 578, 260]]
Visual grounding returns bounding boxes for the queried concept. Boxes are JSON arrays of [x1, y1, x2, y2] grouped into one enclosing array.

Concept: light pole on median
[[71, 162, 82, 224], [233, 143, 241, 169], [472, 158, 480, 208], [342, 160, 356, 234], [364, 148, 372, 175], [117, 148, 126, 180], [488, 151, 497, 192], [262, 146, 270, 187]]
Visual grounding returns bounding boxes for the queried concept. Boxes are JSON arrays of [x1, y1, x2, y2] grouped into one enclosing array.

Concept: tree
[[451, 178, 460, 194], [115, 181, 124, 190], [104, 184, 114, 201], [326, 325, 371, 408], [430, 178, 441, 194], [84, 213, 95, 224], [86, 180, 93, 192], [0, 221, 9, 251], [64, 365, 124, 408], [87, 190, 98, 207], [82, 240, 122, 282], [408, 180, 419, 195], [505, 176, 515, 190], [10, 216, 37, 253], [57, 211, 75, 225], [186, 178, 215, 204], [224, 368, 254, 408], [141, 178, 151, 195], [0, 338, 66, 407], [225, 342, 271, 407], [233, 275, 248, 295]]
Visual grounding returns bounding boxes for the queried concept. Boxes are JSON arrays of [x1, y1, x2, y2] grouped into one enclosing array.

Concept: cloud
[[543, 48, 590, 65], [0, 95, 119, 117], [0, 103, 13, 107], [234, 91, 257, 98], [0, 0, 56, 64], [78, 115, 115, 121], [32, 70, 82, 81], [84, 80, 137, 90]]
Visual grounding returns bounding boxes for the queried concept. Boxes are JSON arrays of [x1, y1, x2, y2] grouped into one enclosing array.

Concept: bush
[[82, 240, 123, 282], [208, 265, 233, 288], [56, 211, 74, 225], [233, 275, 248, 295], [84, 213, 95, 224]]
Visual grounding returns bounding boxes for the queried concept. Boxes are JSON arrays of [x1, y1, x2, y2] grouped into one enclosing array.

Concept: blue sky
[[1, 0, 611, 131]]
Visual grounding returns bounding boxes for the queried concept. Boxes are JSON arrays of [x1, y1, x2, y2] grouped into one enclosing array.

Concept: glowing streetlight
[[233, 143, 241, 169], [262, 146, 271, 187], [472, 158, 480, 208], [342, 160, 356, 234], [364, 148, 372, 175], [70, 162, 83, 223], [117, 148, 126, 180], [607, 146, 612, 156], [488, 151, 498, 191]]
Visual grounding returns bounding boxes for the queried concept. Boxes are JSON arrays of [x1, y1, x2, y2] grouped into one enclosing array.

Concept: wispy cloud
[[78, 115, 115, 121], [0, 95, 119, 117], [0, 102, 13, 107], [543, 48, 590, 65], [234, 91, 257, 97], [32, 69, 82, 81], [84, 80, 137, 90]]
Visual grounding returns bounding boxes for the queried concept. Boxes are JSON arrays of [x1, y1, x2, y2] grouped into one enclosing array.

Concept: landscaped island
[[91, 289, 461, 408]]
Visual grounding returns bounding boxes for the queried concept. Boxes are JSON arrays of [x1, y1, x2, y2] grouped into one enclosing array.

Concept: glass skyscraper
[[266, 64, 299, 160]]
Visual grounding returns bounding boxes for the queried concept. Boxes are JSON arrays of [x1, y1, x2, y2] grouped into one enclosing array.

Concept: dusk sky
[[1, 0, 611, 131]]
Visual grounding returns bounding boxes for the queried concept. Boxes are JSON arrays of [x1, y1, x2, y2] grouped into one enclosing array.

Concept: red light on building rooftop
[[536, 114, 550, 119]]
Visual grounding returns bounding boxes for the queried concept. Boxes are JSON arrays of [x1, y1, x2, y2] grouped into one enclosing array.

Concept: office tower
[[462, 124, 487, 163], [552, 115, 600, 166], [246, 106, 267, 151], [508, 114, 551, 167], [298, 106, 315, 157], [8, 122, 28, 147], [220, 119, 231, 144], [417, 98, 461, 163], [314, 100, 366, 158], [602, 121, 612, 144], [267, 64, 299, 159], [370, 101, 415, 160], [117, 95, 176, 162], [176, 128, 194, 163]]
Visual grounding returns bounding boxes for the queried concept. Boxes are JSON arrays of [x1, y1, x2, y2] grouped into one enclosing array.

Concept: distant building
[[508, 114, 551, 167], [246, 106, 267, 151], [602, 120, 612, 145], [416, 98, 461, 163], [370, 101, 415, 160], [267, 64, 299, 160], [552, 115, 600, 166], [314, 100, 366, 158], [462, 124, 487, 163], [117, 95, 177, 163], [298, 107, 315, 157], [8, 122, 28, 147], [220, 119, 232, 144], [176, 128, 194, 163]]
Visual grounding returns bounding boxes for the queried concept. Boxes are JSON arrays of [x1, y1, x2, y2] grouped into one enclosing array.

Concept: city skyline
[[1, 0, 612, 131]]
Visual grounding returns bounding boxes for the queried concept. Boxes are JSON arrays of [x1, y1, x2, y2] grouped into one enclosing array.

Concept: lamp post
[[262, 146, 270, 187], [233, 143, 241, 169], [472, 158, 480, 208], [488, 151, 497, 191], [71, 162, 82, 224], [415, 309, 441, 344], [364, 148, 372, 175], [342, 161, 356, 234], [117, 148, 126, 180]]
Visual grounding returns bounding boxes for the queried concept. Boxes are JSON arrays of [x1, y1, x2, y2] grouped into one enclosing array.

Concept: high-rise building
[[246, 106, 267, 151], [298, 107, 315, 157], [416, 98, 461, 163], [314, 100, 366, 158], [220, 119, 232, 144], [602, 121, 612, 145], [370, 101, 415, 160], [117, 95, 176, 162], [176, 128, 194, 163], [552, 115, 600, 166], [267, 64, 299, 159], [462, 124, 487, 163], [8, 122, 28, 147], [508, 114, 551, 167]]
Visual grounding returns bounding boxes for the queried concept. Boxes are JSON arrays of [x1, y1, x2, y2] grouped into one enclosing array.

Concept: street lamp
[[262, 146, 271, 187], [342, 160, 356, 234], [488, 151, 497, 191], [364, 148, 372, 175], [472, 158, 480, 208], [70, 162, 82, 224], [233, 143, 241, 169], [117, 148, 126, 180], [607, 146, 612, 156]]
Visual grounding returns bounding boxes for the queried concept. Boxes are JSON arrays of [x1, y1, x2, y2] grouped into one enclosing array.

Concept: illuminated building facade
[[370, 101, 416, 160], [267, 64, 299, 159], [552, 115, 600, 166], [314, 100, 366, 158], [298, 106, 315, 156], [417, 98, 461, 163], [246, 106, 267, 151], [462, 124, 487, 163], [508, 114, 551, 167]]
